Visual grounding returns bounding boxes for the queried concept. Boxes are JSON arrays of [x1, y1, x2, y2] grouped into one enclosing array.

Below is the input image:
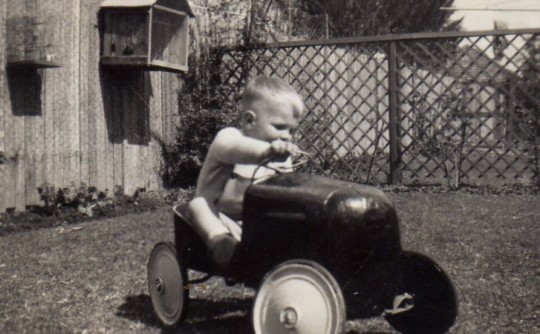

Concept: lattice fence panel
[[216, 30, 540, 187], [219, 43, 391, 183], [396, 33, 540, 186]]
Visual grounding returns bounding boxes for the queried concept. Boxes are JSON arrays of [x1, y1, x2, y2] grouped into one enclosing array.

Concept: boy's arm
[[210, 128, 271, 165]]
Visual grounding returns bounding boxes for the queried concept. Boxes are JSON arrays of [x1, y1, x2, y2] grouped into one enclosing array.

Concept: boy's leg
[[187, 197, 230, 244], [187, 197, 237, 270], [218, 212, 242, 242]]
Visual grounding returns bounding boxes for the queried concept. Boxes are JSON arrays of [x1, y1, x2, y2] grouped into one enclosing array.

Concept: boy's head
[[241, 76, 304, 142]]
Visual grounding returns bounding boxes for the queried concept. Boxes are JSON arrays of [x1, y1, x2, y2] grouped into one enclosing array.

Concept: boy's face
[[244, 95, 301, 142]]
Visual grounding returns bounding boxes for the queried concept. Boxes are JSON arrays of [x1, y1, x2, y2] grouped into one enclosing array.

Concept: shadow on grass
[[116, 294, 161, 328], [117, 294, 253, 333], [117, 294, 397, 334]]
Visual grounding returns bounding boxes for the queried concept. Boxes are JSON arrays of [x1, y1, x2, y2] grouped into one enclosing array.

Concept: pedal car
[[147, 161, 457, 334]]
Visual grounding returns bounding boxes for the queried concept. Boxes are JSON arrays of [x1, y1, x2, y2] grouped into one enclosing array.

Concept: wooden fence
[[0, 0, 182, 211], [217, 29, 540, 187]]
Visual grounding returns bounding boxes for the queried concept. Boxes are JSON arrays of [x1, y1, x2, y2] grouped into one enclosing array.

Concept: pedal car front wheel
[[147, 242, 188, 328], [384, 251, 457, 334], [252, 260, 346, 334]]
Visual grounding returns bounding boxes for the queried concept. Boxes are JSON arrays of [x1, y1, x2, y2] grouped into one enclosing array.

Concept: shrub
[[159, 46, 241, 188], [161, 108, 234, 187]]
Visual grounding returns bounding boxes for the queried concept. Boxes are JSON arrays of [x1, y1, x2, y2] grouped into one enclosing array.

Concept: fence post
[[388, 41, 401, 184]]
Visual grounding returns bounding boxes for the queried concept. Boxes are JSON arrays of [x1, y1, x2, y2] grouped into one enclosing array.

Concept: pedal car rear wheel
[[147, 242, 188, 328], [385, 251, 457, 334], [252, 260, 346, 334]]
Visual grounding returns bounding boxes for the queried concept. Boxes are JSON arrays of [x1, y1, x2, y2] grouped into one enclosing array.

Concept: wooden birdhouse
[[100, 0, 194, 73]]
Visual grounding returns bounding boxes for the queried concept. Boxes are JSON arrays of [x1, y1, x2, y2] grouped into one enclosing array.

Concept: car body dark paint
[[169, 171, 457, 331], [175, 172, 404, 315]]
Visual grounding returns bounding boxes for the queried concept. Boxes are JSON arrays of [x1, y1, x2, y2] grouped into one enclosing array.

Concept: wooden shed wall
[[0, 0, 181, 211]]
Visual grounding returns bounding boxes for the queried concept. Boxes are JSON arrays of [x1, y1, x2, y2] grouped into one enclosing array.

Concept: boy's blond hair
[[242, 76, 304, 118]]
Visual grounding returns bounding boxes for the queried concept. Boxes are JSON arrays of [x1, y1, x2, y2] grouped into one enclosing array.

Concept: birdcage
[[100, 0, 194, 73], [5, 8, 61, 68]]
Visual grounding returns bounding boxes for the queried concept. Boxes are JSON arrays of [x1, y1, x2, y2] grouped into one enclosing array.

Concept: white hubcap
[[280, 307, 298, 328], [253, 261, 345, 334]]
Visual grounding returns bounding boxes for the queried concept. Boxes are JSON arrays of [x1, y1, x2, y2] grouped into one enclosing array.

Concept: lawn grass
[[393, 192, 539, 334], [0, 191, 538, 333]]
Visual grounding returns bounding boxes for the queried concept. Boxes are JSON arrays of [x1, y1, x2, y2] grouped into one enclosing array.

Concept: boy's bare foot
[[207, 233, 237, 270]]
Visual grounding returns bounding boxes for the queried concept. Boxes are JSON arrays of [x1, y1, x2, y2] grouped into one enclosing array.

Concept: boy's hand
[[266, 140, 299, 161]]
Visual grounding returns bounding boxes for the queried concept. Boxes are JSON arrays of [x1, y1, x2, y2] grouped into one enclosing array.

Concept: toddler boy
[[187, 76, 305, 270]]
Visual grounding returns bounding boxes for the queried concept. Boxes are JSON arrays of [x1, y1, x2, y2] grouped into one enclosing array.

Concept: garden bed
[[0, 188, 193, 237]]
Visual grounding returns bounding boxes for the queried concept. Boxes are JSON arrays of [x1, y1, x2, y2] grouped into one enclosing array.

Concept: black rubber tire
[[385, 251, 457, 334]]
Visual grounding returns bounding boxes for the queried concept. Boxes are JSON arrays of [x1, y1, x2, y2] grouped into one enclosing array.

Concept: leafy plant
[[160, 108, 234, 187], [37, 183, 58, 212], [279, 0, 461, 38], [37, 182, 108, 216], [158, 43, 242, 188], [406, 84, 472, 189]]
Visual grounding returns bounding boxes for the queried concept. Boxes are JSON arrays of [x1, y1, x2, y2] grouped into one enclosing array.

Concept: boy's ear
[[243, 110, 256, 125]]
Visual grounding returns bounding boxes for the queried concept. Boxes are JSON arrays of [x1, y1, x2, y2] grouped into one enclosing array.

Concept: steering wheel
[[251, 150, 313, 184]]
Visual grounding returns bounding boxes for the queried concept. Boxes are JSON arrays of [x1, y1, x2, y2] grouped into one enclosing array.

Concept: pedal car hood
[[247, 171, 394, 212], [245, 172, 401, 256]]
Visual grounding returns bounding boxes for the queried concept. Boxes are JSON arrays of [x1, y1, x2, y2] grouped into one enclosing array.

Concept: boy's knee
[[187, 197, 209, 219], [187, 197, 227, 233], [186, 198, 197, 214]]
